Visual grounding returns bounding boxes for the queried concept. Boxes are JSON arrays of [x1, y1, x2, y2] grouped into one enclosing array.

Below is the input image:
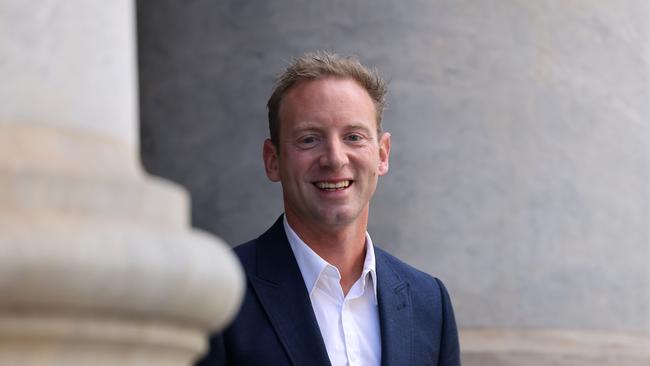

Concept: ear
[[378, 132, 391, 176], [263, 138, 281, 182]]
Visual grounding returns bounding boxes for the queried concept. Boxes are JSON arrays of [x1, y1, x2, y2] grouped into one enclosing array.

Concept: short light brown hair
[[267, 51, 387, 147]]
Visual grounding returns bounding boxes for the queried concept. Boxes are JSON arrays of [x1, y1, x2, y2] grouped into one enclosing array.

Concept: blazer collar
[[250, 216, 331, 366], [376, 248, 413, 366], [249, 216, 413, 366], [283, 215, 379, 304]]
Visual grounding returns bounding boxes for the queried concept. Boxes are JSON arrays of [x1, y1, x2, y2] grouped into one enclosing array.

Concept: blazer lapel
[[249, 217, 331, 366], [376, 249, 413, 366]]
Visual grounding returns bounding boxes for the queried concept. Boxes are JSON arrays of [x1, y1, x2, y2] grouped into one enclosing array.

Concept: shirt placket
[[343, 275, 368, 366]]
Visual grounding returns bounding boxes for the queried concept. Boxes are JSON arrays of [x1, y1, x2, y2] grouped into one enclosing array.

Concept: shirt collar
[[284, 215, 378, 303]]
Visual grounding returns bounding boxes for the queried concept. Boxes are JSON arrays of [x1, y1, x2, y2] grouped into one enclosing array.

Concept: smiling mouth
[[313, 180, 352, 191]]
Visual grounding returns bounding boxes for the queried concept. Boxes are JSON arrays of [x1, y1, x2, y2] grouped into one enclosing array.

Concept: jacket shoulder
[[375, 246, 454, 321], [375, 246, 443, 287], [375, 246, 460, 365]]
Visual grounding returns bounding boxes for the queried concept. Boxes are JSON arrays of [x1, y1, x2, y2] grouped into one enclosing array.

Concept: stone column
[[0, 1, 243, 365]]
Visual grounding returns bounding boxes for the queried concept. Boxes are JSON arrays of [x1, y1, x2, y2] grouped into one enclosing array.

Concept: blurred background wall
[[137, 0, 650, 364]]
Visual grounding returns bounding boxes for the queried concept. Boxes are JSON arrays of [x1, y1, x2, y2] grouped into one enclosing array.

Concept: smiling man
[[196, 52, 460, 366]]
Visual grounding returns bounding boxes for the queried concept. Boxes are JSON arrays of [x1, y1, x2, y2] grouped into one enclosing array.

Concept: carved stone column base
[[0, 125, 244, 365], [0, 314, 202, 366]]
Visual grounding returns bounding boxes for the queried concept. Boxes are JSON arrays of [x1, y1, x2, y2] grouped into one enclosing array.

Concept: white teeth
[[315, 180, 351, 190]]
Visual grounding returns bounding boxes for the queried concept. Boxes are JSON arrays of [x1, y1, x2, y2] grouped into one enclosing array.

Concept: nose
[[319, 138, 349, 170]]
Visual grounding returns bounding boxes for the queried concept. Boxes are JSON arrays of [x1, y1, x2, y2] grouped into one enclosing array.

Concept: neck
[[285, 212, 368, 295]]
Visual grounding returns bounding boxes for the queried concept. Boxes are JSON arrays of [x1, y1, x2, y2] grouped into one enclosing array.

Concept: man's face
[[263, 77, 391, 230]]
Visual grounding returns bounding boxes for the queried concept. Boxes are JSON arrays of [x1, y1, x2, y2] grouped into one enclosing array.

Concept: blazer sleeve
[[436, 278, 461, 366]]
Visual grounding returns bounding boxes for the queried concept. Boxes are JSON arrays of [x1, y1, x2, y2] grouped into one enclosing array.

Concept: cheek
[[283, 156, 315, 179]]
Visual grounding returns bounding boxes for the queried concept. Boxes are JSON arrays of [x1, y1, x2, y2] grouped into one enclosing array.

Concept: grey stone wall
[[137, 0, 650, 333]]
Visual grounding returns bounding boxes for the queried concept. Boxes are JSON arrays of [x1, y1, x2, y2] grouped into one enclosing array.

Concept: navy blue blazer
[[196, 216, 460, 366]]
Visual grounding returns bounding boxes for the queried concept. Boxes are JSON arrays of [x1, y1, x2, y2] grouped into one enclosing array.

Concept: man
[[197, 52, 460, 366]]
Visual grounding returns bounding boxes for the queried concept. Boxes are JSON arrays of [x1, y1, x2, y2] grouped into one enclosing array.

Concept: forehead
[[278, 77, 377, 132]]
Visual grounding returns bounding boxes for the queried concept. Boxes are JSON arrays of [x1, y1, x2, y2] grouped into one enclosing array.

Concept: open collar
[[283, 215, 378, 304]]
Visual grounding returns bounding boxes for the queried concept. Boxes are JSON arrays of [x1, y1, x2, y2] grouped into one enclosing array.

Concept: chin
[[316, 210, 358, 227]]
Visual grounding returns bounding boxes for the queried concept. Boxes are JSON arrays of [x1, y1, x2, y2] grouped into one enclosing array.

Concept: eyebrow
[[345, 123, 374, 134], [290, 121, 375, 134], [290, 122, 322, 133]]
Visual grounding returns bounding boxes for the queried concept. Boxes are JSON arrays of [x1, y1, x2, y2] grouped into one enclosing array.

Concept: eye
[[296, 135, 320, 148], [345, 133, 365, 143]]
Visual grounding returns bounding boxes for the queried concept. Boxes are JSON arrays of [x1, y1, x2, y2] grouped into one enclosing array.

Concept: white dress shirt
[[284, 216, 381, 366]]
